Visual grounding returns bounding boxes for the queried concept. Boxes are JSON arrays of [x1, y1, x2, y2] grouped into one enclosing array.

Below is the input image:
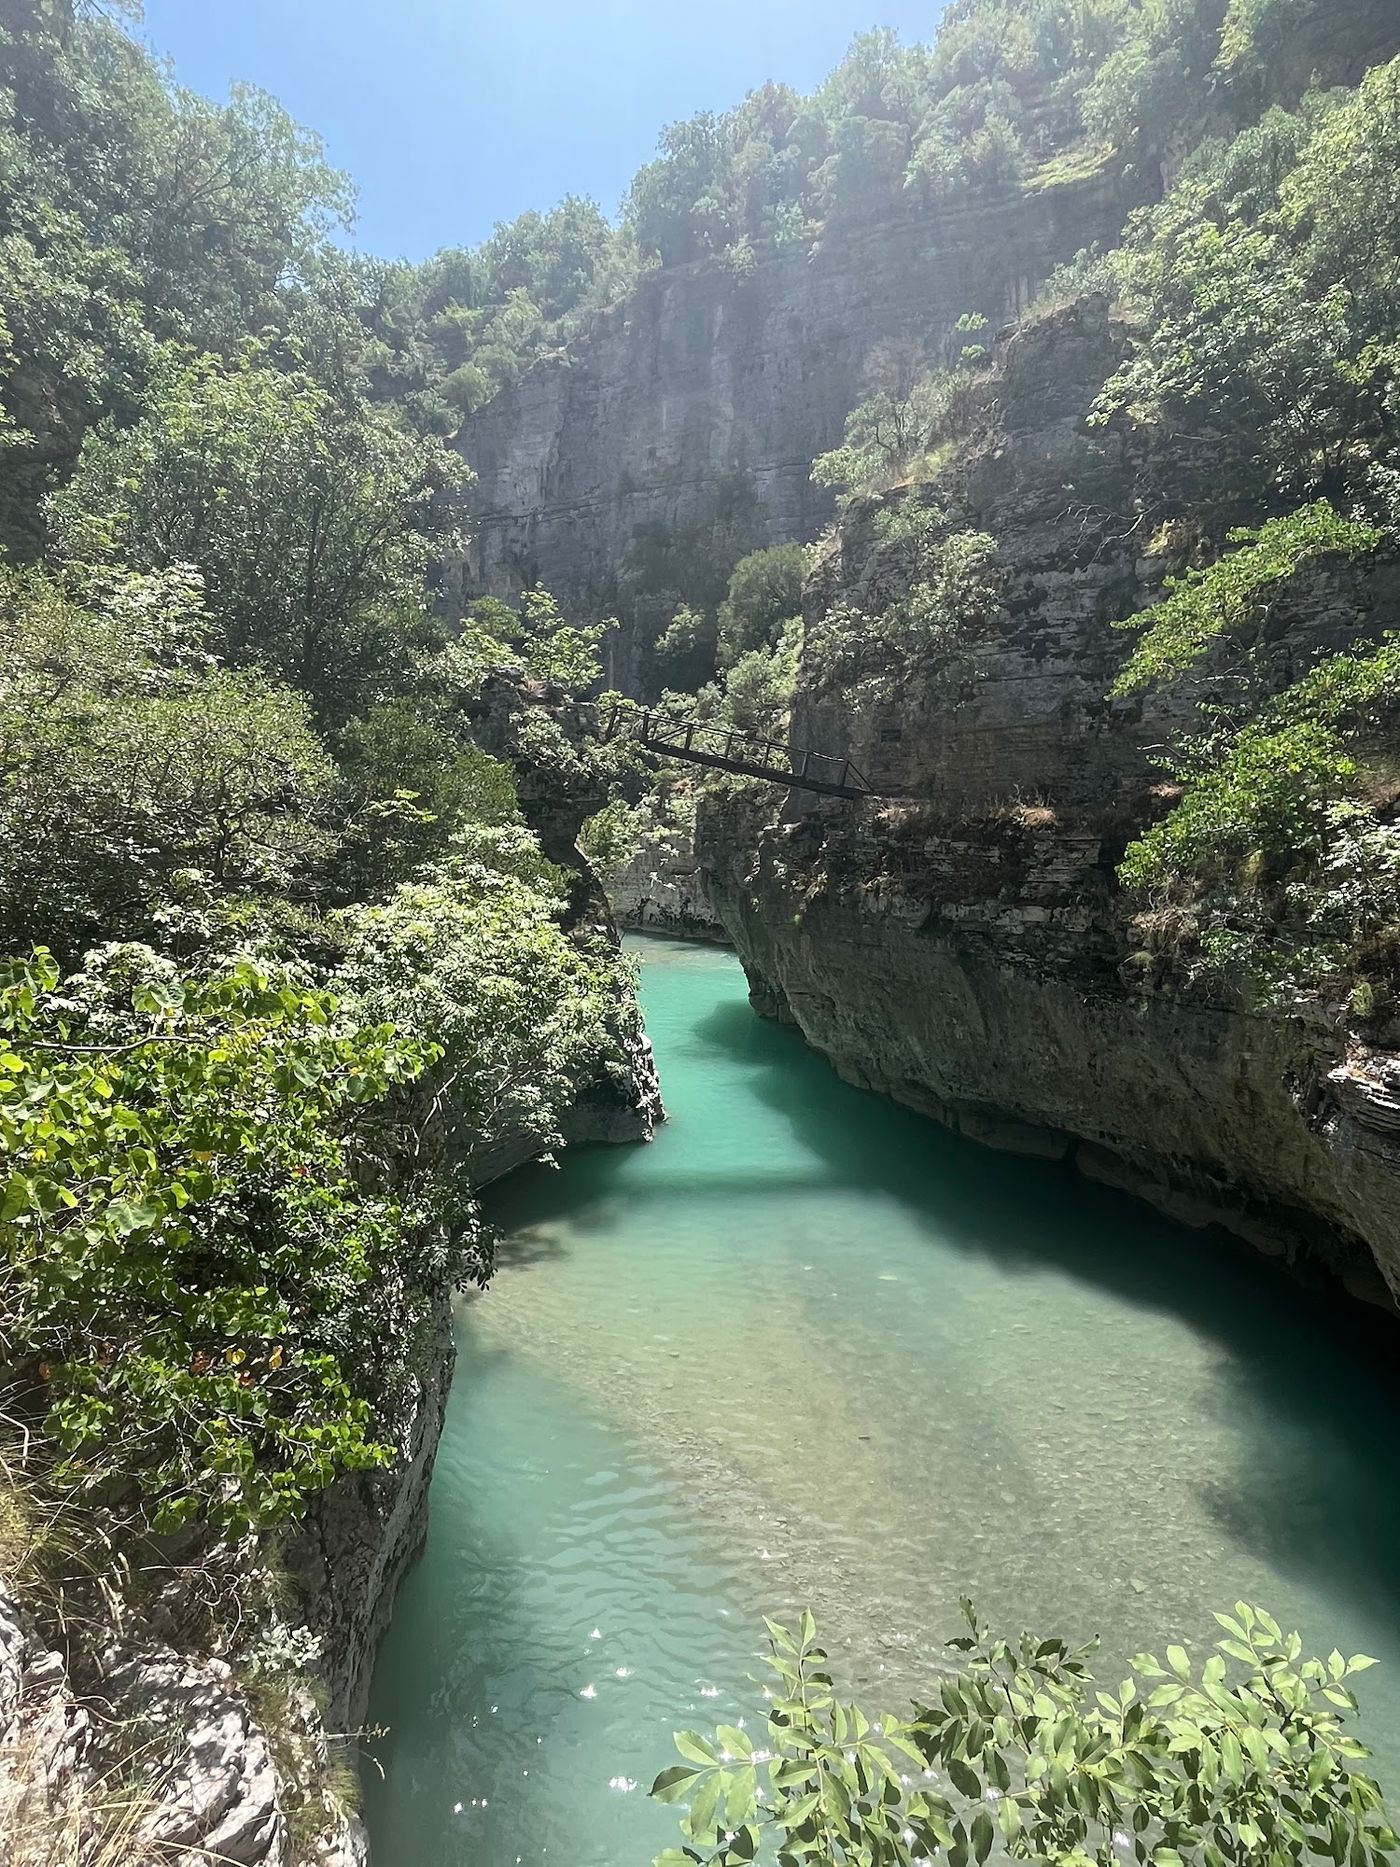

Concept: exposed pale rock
[[605, 823, 726, 941], [448, 178, 1133, 677]]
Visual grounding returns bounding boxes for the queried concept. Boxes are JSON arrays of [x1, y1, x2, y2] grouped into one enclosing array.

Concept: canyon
[[447, 86, 1400, 1321]]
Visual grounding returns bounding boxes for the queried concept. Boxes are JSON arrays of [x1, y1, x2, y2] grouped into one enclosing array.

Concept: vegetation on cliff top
[[133, 0, 1327, 448]]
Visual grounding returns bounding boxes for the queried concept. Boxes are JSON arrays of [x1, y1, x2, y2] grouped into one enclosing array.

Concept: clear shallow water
[[365, 935, 1400, 1866]]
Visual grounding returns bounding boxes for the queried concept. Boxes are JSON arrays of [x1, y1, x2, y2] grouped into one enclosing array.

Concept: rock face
[[698, 299, 1400, 1314], [0, 1593, 87, 1864], [0, 1586, 353, 1867], [448, 174, 1132, 678], [290, 1288, 456, 1739], [605, 821, 726, 941], [705, 798, 1400, 1308]]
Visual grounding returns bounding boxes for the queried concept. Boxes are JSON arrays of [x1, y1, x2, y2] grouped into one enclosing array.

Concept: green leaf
[[947, 1758, 981, 1800], [686, 1771, 723, 1842], [675, 1731, 718, 1767], [971, 1808, 994, 1863], [651, 1767, 703, 1804], [724, 1766, 757, 1830]]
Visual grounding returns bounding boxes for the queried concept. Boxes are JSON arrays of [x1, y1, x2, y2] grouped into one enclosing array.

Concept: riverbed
[[365, 935, 1400, 1864]]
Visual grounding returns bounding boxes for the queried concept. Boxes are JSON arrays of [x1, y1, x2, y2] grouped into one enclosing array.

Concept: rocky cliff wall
[[447, 174, 1132, 678], [604, 821, 726, 941], [697, 300, 1400, 1315], [704, 797, 1400, 1309]]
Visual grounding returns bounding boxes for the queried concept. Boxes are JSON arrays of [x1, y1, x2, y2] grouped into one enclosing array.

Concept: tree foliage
[[0, 563, 336, 963], [0, 4, 647, 1577], [807, 512, 1004, 705], [1095, 62, 1400, 509], [718, 544, 807, 667], [0, 0, 351, 551], [0, 948, 437, 1535], [334, 845, 631, 1163], [49, 340, 465, 724], [1119, 637, 1400, 997], [1111, 503, 1384, 697], [813, 328, 988, 498], [653, 1606, 1393, 1867]]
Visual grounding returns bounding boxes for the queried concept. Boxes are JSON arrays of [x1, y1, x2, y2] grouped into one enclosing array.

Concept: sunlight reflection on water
[[366, 936, 1400, 1866]]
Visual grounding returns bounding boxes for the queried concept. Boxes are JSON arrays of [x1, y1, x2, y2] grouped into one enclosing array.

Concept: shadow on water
[[690, 996, 1400, 1647], [488, 981, 1400, 1664]]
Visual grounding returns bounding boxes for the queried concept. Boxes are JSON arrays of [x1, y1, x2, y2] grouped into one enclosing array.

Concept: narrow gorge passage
[[365, 938, 1400, 1866]]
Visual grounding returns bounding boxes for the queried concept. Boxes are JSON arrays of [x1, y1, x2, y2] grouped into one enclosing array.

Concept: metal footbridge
[[601, 707, 874, 799]]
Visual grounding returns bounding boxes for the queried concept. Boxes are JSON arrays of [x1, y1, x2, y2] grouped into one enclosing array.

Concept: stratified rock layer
[[698, 300, 1400, 1314], [449, 176, 1131, 679]]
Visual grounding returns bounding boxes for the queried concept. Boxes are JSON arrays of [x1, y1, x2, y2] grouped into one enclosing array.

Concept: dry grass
[[1001, 800, 1058, 831], [0, 1730, 192, 1867]]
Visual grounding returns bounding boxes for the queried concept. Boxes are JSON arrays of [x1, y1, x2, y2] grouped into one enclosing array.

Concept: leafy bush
[[653, 604, 721, 692], [1111, 503, 1383, 698], [332, 700, 521, 901], [581, 798, 646, 874], [333, 844, 630, 1161], [806, 517, 1003, 705], [1119, 638, 1400, 996], [652, 1605, 1392, 1867], [0, 564, 337, 961], [0, 949, 437, 1535], [813, 333, 987, 499], [717, 545, 806, 668], [49, 340, 466, 725]]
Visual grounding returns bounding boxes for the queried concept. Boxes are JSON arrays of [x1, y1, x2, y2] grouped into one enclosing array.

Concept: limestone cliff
[[697, 299, 1400, 1314], [448, 174, 1132, 681], [605, 819, 725, 942]]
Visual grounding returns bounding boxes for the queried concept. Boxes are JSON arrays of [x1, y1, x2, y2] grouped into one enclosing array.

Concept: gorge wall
[[696, 298, 1400, 1315], [443, 8, 1400, 1324], [447, 171, 1132, 679]]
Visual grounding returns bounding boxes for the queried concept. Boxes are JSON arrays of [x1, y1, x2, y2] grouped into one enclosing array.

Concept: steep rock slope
[[448, 174, 1130, 670], [698, 301, 1400, 1312]]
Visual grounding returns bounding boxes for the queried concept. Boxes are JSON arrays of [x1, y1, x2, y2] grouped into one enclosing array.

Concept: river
[[364, 935, 1400, 1865]]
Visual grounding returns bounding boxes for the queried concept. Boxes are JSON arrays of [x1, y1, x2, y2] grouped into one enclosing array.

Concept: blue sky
[[139, 0, 941, 261]]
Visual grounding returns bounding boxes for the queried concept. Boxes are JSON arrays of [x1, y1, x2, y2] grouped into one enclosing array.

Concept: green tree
[[334, 846, 631, 1162], [1110, 502, 1384, 698], [49, 340, 466, 723], [717, 544, 806, 667], [1094, 62, 1400, 509], [1116, 636, 1400, 998], [332, 700, 522, 902], [0, 0, 350, 551], [655, 602, 721, 692], [0, 564, 336, 962]]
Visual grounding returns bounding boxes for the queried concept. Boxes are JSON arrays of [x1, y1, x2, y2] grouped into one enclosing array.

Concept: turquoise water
[[365, 935, 1400, 1866]]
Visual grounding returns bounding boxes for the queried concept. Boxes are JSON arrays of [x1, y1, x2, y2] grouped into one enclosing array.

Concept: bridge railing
[[615, 707, 872, 799]]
